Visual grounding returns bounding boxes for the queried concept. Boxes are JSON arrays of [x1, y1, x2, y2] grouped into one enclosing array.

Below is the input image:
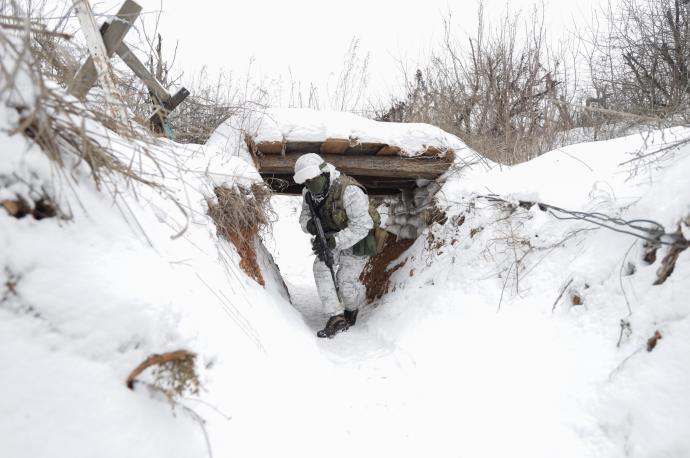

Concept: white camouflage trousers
[[313, 247, 368, 316]]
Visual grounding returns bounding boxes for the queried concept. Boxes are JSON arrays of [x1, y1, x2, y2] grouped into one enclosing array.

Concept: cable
[[475, 194, 688, 248]]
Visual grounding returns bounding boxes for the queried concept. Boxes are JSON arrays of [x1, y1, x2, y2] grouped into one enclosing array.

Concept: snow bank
[[267, 125, 690, 458], [364, 127, 690, 457], [0, 61, 332, 456]]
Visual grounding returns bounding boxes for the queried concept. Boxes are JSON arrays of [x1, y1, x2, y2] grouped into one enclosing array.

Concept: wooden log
[[345, 142, 386, 155], [256, 141, 322, 156], [256, 153, 451, 180], [376, 145, 401, 156], [320, 138, 350, 155], [68, 0, 142, 99]]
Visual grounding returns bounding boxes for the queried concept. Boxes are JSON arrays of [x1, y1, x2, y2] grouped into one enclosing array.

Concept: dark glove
[[306, 219, 317, 235], [311, 236, 323, 255], [311, 235, 336, 265]]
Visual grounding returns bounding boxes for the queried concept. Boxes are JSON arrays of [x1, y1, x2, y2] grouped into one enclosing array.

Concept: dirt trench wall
[[360, 178, 445, 303]]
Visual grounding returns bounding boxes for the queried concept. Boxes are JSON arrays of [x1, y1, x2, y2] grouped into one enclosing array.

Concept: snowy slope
[[361, 127, 690, 457]]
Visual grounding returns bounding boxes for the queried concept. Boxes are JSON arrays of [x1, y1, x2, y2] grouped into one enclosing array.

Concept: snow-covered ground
[[2, 92, 689, 458], [269, 126, 690, 457]]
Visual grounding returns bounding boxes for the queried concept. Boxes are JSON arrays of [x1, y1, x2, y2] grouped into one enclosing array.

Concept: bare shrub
[[589, 0, 690, 118], [0, 20, 160, 188], [167, 68, 269, 144], [329, 38, 370, 112], [377, 3, 576, 164]]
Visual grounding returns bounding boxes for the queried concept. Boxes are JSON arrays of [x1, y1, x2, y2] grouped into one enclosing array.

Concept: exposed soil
[[207, 185, 269, 286], [227, 227, 265, 286], [360, 235, 414, 303]]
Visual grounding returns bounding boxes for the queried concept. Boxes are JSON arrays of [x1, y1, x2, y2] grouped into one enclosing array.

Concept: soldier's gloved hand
[[306, 219, 317, 235], [311, 236, 336, 265], [311, 236, 323, 255], [325, 233, 336, 249]]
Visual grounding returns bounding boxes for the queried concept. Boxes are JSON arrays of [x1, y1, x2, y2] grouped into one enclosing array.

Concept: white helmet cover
[[294, 153, 326, 184]]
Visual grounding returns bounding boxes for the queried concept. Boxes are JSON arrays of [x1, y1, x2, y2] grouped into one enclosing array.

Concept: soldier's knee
[[340, 280, 362, 305]]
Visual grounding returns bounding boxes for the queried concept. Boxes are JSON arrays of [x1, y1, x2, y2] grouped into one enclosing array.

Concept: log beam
[[256, 153, 451, 180]]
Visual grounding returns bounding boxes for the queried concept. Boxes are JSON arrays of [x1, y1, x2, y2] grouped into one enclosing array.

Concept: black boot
[[317, 314, 349, 338], [343, 309, 359, 327]]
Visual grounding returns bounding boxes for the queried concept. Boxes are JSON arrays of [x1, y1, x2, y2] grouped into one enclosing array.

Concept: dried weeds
[[207, 183, 273, 286], [126, 350, 200, 405]]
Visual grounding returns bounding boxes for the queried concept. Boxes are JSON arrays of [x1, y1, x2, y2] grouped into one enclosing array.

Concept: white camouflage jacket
[[299, 163, 373, 252]]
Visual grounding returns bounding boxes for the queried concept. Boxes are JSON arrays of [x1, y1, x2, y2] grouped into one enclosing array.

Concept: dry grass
[[207, 183, 273, 286], [0, 20, 161, 190], [126, 350, 200, 405]]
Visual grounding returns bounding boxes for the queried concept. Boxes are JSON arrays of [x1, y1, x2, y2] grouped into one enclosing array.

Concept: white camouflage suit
[[299, 163, 373, 316]]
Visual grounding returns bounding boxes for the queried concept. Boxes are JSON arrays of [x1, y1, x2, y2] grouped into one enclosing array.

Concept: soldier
[[294, 153, 381, 338]]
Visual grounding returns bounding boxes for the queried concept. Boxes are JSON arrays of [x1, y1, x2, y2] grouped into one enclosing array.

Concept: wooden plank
[[114, 39, 170, 102], [165, 87, 190, 110], [256, 153, 452, 180], [70, 0, 128, 125], [148, 87, 189, 119], [68, 0, 142, 99], [320, 138, 350, 155], [256, 141, 283, 154]]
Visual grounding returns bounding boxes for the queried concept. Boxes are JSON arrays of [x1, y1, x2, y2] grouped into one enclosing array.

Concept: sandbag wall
[[382, 178, 443, 239]]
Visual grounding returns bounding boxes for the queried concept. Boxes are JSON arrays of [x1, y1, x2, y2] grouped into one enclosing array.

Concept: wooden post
[[71, 0, 128, 125], [68, 0, 189, 137], [69, 0, 142, 99]]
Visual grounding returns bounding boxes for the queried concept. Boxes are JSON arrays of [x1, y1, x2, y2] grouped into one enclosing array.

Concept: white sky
[[92, 0, 603, 109]]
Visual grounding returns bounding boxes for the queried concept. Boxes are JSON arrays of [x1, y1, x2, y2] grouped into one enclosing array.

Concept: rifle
[[305, 192, 342, 303]]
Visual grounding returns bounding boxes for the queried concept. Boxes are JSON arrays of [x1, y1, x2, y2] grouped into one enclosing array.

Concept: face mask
[[305, 173, 329, 196]]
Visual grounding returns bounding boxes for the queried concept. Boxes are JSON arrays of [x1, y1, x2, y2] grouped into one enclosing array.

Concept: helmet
[[294, 153, 326, 184]]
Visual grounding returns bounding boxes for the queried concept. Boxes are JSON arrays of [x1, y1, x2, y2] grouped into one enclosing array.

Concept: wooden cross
[[69, 0, 189, 136]]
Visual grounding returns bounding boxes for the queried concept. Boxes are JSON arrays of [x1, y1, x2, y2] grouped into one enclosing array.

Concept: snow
[[269, 126, 690, 457], [2, 66, 689, 458], [246, 107, 466, 157]]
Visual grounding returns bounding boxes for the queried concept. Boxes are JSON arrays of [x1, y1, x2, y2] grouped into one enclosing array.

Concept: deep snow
[[1, 97, 689, 457]]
